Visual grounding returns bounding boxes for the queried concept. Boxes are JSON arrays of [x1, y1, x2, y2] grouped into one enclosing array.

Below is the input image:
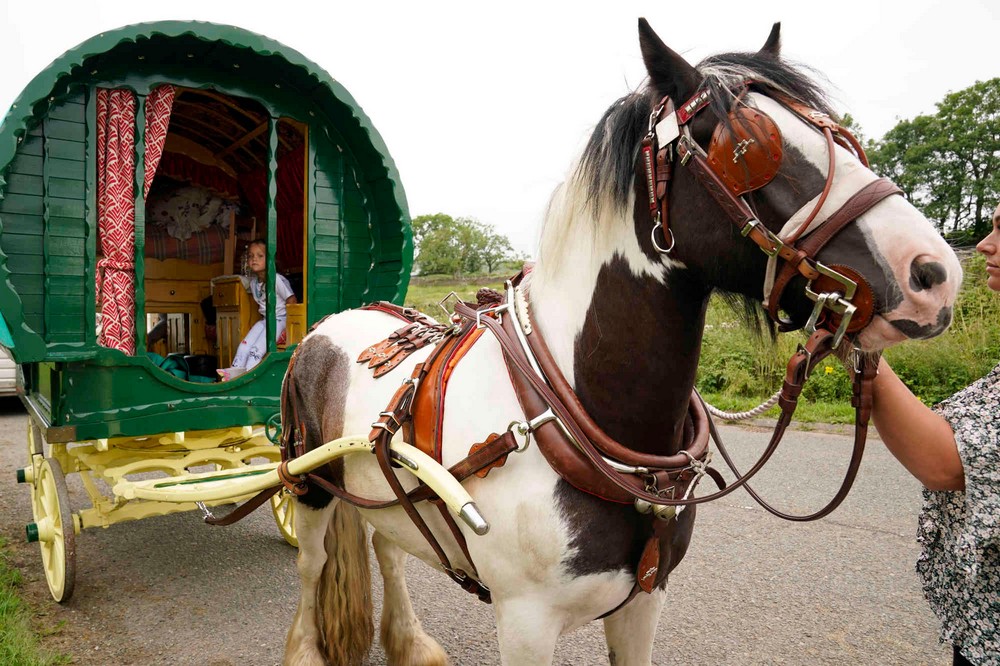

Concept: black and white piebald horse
[[281, 20, 961, 666]]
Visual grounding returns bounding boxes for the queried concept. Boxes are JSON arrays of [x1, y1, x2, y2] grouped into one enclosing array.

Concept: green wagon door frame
[[0, 21, 414, 365], [0, 23, 413, 441]]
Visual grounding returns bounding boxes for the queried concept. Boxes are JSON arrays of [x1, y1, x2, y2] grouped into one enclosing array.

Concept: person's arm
[[871, 357, 965, 491], [286, 294, 298, 305]]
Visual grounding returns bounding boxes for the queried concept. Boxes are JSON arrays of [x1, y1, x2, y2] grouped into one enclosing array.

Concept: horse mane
[[574, 51, 836, 218], [540, 50, 837, 336]]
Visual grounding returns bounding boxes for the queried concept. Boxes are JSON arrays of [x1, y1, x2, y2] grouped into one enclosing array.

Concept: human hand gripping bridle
[[635, 82, 898, 520]]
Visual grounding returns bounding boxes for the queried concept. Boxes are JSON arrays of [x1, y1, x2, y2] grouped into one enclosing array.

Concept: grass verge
[[0, 538, 68, 666], [405, 253, 1000, 424]]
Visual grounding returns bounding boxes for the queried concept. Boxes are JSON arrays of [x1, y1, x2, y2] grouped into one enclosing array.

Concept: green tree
[[480, 226, 516, 273], [411, 213, 517, 276], [935, 80, 1000, 237], [868, 78, 1000, 239]]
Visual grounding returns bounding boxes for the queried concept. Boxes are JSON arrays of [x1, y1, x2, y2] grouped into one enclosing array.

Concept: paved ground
[[0, 397, 948, 665]]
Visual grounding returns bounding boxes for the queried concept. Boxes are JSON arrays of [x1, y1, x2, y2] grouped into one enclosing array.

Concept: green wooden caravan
[[0, 21, 412, 441], [4, 22, 413, 601]]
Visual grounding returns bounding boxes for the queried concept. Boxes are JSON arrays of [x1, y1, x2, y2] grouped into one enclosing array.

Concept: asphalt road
[[0, 397, 949, 665]]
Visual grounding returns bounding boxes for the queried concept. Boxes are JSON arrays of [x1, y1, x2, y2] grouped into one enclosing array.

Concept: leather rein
[[212, 83, 897, 616], [626, 82, 894, 519]]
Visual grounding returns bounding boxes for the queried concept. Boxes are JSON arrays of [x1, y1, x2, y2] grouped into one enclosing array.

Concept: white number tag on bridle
[[655, 111, 680, 148]]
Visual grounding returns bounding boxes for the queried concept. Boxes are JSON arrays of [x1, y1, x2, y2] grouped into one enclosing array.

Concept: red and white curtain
[[96, 85, 175, 354]]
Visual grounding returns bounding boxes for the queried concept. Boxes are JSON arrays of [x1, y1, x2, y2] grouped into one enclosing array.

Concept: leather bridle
[[641, 83, 902, 348]]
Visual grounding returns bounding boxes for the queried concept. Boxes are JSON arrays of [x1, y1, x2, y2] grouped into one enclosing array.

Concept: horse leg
[[284, 501, 336, 666], [284, 500, 374, 666], [602, 588, 667, 666], [495, 598, 563, 666], [372, 531, 449, 666]]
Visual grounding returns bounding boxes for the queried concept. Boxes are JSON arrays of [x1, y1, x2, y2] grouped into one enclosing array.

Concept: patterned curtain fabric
[[238, 142, 305, 272], [95, 85, 174, 354], [144, 85, 175, 198]]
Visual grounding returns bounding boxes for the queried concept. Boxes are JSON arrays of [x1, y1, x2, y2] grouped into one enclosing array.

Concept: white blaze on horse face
[[751, 95, 879, 239], [752, 95, 962, 350], [531, 182, 684, 385], [854, 194, 963, 349]]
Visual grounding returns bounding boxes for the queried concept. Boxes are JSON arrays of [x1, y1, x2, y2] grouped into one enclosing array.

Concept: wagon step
[[112, 436, 490, 535]]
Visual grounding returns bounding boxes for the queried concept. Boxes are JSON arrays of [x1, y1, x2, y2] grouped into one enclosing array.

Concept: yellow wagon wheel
[[28, 458, 76, 602], [270, 490, 298, 547]]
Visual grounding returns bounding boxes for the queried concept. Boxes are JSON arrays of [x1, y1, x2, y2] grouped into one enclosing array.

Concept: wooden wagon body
[[1, 20, 411, 440], [2, 21, 413, 600]]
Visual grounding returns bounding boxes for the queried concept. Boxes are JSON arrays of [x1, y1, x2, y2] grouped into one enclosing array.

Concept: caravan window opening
[[97, 84, 308, 381]]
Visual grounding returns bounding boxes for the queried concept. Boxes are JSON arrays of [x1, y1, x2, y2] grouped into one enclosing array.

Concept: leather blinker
[[707, 105, 783, 196]]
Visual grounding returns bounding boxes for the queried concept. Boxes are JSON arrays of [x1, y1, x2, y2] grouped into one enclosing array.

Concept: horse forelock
[[563, 52, 836, 224], [698, 53, 837, 122]]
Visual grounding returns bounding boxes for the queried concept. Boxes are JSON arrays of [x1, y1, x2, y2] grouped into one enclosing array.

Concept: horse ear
[[758, 22, 781, 57], [638, 18, 700, 103]]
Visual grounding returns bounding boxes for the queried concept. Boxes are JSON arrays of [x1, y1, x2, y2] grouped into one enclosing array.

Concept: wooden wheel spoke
[[32, 458, 75, 602]]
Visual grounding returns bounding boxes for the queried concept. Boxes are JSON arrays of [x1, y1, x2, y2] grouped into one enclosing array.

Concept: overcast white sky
[[1, 1, 995, 255]]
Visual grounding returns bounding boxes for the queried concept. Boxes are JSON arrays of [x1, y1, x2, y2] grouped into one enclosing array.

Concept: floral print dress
[[918, 363, 1000, 664]]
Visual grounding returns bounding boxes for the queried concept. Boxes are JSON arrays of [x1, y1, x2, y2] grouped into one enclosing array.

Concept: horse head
[[530, 19, 961, 454], [633, 18, 962, 351]]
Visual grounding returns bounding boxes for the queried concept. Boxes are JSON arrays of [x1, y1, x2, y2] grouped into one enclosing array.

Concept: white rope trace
[[703, 389, 782, 421]]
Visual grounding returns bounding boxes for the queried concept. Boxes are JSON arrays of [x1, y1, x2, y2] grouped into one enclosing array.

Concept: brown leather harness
[[644, 84, 901, 344], [217, 82, 891, 618]]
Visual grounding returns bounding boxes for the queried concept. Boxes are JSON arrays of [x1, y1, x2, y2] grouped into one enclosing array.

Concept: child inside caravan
[[217, 239, 297, 380]]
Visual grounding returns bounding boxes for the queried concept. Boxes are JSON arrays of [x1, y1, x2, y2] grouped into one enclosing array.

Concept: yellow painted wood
[[213, 276, 260, 367], [270, 490, 298, 547], [112, 436, 487, 536], [284, 302, 306, 347], [145, 258, 223, 282], [30, 457, 76, 601]]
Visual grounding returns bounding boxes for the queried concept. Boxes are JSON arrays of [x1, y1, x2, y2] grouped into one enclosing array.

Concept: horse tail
[[317, 501, 373, 666]]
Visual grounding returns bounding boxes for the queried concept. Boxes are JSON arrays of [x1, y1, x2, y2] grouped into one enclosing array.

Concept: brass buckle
[[804, 263, 859, 348], [741, 218, 782, 257]]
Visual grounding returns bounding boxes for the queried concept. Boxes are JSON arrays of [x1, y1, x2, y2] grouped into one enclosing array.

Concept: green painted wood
[[133, 93, 146, 355], [265, 117, 278, 354], [46, 236, 84, 257], [84, 87, 97, 349], [42, 110, 52, 339], [5, 255, 44, 275], [47, 101, 85, 123], [313, 185, 337, 205], [1, 193, 44, 215], [1, 233, 44, 254], [45, 140, 87, 163], [45, 96, 88, 346], [43, 119, 85, 141], [46, 197, 84, 219], [44, 158, 85, 181], [1, 22, 412, 435], [40, 352, 291, 439], [46, 216, 86, 238], [0, 212, 43, 234]]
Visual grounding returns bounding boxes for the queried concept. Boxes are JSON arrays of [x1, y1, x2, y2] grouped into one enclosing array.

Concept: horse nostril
[[909, 258, 947, 292]]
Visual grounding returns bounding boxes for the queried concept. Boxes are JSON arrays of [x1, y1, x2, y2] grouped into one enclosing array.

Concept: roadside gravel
[[0, 398, 946, 665]]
